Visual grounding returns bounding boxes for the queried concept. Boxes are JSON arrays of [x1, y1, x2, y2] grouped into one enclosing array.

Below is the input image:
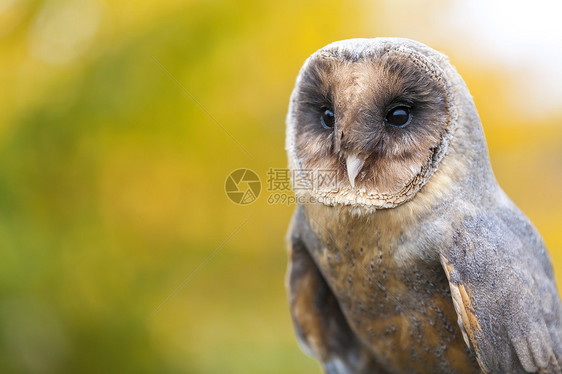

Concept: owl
[[285, 38, 562, 374]]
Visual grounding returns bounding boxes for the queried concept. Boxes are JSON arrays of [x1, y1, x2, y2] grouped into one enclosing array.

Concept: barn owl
[[285, 38, 562, 373]]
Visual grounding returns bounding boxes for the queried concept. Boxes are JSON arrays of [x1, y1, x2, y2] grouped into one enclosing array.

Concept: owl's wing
[[439, 213, 562, 373], [287, 207, 387, 374]]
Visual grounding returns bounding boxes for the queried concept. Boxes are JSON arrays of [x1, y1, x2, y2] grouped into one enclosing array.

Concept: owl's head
[[286, 38, 485, 210]]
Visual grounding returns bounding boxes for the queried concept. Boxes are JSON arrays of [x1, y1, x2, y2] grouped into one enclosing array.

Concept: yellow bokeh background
[[1, 1, 561, 373]]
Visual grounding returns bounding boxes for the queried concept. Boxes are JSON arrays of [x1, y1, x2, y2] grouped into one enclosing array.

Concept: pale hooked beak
[[346, 153, 366, 188]]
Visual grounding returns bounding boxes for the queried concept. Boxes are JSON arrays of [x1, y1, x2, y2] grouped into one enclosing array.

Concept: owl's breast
[[303, 206, 480, 373]]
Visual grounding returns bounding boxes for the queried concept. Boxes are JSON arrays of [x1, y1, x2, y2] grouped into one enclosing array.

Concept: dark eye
[[385, 106, 411, 127], [320, 107, 335, 129]]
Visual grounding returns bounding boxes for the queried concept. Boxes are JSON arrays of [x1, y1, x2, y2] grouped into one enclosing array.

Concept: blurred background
[[1, 0, 561, 373]]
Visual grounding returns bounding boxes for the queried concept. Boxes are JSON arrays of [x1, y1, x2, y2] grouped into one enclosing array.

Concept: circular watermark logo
[[225, 168, 261, 205]]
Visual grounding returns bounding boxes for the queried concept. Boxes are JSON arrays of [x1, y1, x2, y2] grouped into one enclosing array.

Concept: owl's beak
[[346, 153, 365, 188]]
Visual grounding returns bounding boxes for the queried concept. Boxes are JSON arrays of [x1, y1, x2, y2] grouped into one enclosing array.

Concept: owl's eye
[[385, 106, 411, 127], [320, 107, 335, 129]]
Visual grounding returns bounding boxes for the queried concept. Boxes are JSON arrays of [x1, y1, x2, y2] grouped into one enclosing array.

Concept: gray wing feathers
[[441, 211, 562, 373]]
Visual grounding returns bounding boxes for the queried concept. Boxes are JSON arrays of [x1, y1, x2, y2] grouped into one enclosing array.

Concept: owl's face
[[287, 39, 456, 208]]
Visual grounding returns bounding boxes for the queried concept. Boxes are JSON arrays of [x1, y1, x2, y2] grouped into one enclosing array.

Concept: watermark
[[225, 169, 261, 205], [225, 168, 338, 205], [267, 193, 323, 205]]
